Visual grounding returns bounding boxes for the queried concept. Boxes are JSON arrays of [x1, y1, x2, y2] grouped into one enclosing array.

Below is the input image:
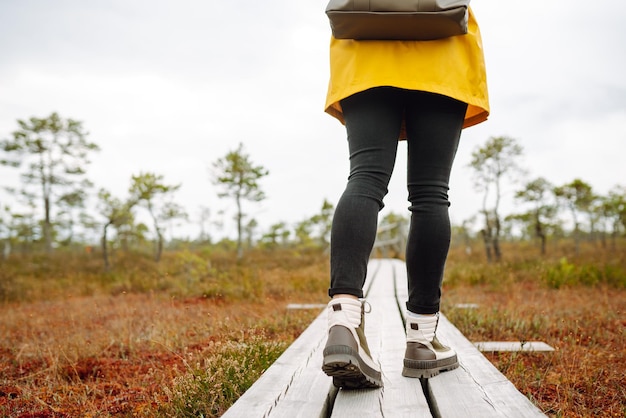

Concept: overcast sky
[[1, 0, 625, 241]]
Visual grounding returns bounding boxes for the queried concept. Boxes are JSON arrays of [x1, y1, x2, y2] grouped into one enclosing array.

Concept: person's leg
[[328, 87, 403, 298], [324, 87, 403, 389], [404, 91, 467, 313], [401, 91, 467, 378]]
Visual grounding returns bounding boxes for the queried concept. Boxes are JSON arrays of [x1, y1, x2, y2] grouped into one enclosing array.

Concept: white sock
[[406, 311, 438, 341], [407, 311, 437, 319], [328, 298, 362, 328]]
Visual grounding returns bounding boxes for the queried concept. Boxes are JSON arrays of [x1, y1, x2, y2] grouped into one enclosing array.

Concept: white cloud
[[1, 0, 625, 241]]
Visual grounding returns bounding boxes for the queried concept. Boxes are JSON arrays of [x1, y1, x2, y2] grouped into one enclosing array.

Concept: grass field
[[0, 244, 624, 417]]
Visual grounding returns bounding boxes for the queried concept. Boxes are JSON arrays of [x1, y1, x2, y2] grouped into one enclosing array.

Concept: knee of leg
[[347, 176, 389, 205], [408, 185, 450, 209]]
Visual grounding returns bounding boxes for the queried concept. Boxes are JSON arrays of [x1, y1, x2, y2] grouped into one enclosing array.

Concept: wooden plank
[[390, 258, 519, 416], [222, 310, 330, 417], [331, 389, 384, 418], [331, 259, 431, 417], [431, 316, 547, 417], [330, 259, 387, 417], [226, 258, 548, 417], [286, 303, 327, 310], [454, 303, 480, 309], [267, 361, 337, 418], [225, 257, 387, 417], [378, 259, 431, 417], [363, 257, 382, 297], [265, 308, 337, 418], [474, 341, 555, 352], [393, 261, 547, 417]]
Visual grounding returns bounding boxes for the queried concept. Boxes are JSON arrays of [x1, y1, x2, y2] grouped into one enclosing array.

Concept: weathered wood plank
[[331, 389, 384, 418], [267, 362, 337, 418], [330, 259, 387, 417], [286, 303, 327, 310], [260, 257, 382, 417], [377, 259, 431, 417], [331, 259, 432, 417], [224, 257, 386, 417], [222, 309, 329, 417], [431, 315, 547, 417], [264, 311, 336, 418], [393, 262, 547, 417], [454, 303, 480, 309], [395, 266, 497, 416], [227, 258, 546, 418], [474, 341, 555, 352]]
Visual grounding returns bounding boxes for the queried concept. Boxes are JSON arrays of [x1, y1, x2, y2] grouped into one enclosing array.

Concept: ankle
[[407, 311, 437, 319], [406, 311, 439, 342], [332, 294, 359, 300], [327, 298, 362, 329]]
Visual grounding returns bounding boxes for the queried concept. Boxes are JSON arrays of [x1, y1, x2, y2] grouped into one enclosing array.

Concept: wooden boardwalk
[[222, 258, 547, 417]]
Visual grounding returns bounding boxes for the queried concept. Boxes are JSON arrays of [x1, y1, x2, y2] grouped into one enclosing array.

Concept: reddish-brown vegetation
[[0, 293, 322, 417], [1, 246, 625, 416], [444, 284, 626, 417]]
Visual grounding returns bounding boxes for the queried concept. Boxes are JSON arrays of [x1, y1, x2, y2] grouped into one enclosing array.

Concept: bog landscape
[[1, 115, 625, 417]]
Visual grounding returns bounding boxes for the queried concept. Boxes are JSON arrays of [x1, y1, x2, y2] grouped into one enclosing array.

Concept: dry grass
[[443, 284, 626, 417], [0, 249, 328, 417], [442, 243, 626, 417], [0, 293, 323, 417], [1, 243, 625, 416]]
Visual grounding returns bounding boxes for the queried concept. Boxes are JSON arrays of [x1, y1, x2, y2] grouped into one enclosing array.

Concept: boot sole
[[402, 355, 459, 379], [323, 346, 382, 389]]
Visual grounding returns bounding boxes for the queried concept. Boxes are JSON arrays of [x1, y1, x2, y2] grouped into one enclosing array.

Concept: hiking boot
[[402, 312, 459, 378], [322, 298, 382, 388]]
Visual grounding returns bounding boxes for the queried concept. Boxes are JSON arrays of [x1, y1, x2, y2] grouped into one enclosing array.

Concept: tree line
[[465, 136, 625, 261], [365, 136, 625, 263], [0, 113, 332, 266], [1, 113, 625, 266]]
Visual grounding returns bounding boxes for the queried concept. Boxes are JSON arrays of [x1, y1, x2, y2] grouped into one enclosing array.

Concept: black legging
[[328, 87, 467, 314]]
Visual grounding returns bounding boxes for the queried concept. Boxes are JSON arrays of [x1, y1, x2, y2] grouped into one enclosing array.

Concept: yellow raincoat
[[325, 8, 489, 134]]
